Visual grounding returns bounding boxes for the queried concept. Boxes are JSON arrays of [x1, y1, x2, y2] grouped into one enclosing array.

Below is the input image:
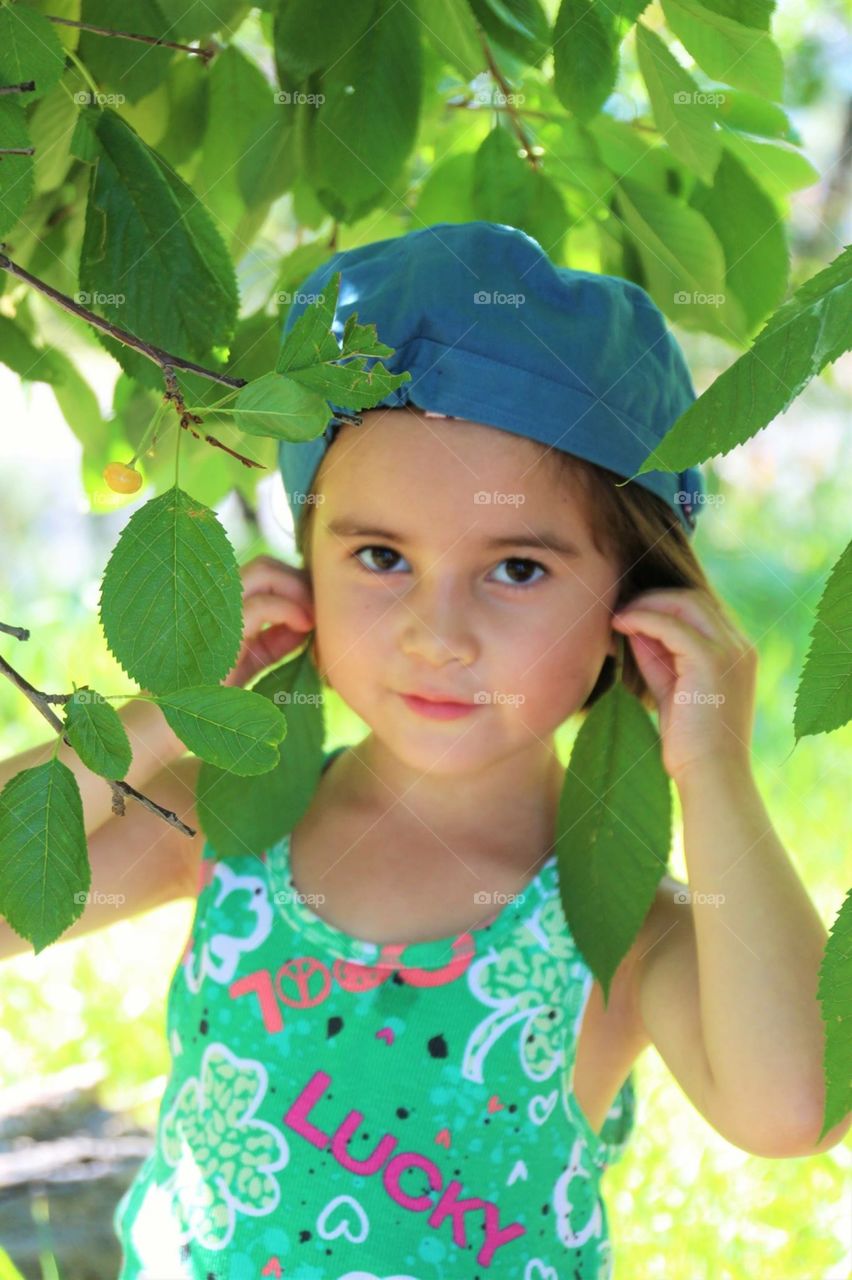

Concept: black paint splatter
[[428, 1033, 448, 1058]]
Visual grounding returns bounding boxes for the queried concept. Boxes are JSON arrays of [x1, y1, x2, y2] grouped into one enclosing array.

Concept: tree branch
[[0, 248, 246, 390], [476, 34, 541, 170], [44, 15, 215, 64], [0, 643, 197, 838]]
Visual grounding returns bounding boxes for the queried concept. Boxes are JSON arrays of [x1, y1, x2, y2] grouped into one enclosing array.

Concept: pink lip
[[399, 693, 480, 720]]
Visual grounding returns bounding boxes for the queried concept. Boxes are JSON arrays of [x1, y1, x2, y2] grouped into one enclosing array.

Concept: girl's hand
[[223, 555, 316, 689], [610, 587, 758, 785]]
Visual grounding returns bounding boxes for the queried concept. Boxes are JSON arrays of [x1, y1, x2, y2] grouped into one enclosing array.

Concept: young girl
[[3, 222, 844, 1279]]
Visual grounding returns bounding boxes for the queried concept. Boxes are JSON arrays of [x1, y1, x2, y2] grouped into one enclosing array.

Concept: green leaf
[[632, 243, 852, 475], [98, 485, 243, 695], [0, 99, 34, 238], [689, 147, 788, 335], [472, 125, 568, 259], [153, 685, 287, 774], [635, 23, 721, 186], [424, 0, 487, 79], [698, 0, 774, 32], [414, 151, 478, 225], [468, 0, 551, 66], [156, 0, 248, 39], [715, 88, 799, 142], [555, 681, 672, 1003], [272, 0, 374, 80], [234, 272, 411, 436], [816, 888, 852, 1141], [79, 108, 238, 384], [78, 0, 175, 105], [63, 687, 133, 779], [0, 760, 90, 954], [29, 82, 79, 194], [794, 541, 852, 740], [196, 648, 325, 857], [719, 126, 819, 201], [614, 176, 748, 339], [195, 45, 286, 238], [0, 316, 61, 382], [552, 0, 618, 122], [0, 4, 66, 105], [233, 370, 333, 439], [306, 0, 423, 222], [659, 0, 784, 99]]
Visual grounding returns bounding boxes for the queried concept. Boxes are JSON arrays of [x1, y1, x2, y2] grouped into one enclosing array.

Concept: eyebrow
[[325, 518, 583, 558]]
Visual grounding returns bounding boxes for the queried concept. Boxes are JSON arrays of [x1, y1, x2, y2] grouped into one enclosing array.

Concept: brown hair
[[294, 415, 722, 716]]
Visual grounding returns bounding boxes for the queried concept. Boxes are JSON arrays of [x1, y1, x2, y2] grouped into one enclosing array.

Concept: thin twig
[[0, 648, 196, 837], [0, 249, 247, 390], [477, 34, 541, 169], [44, 15, 215, 64], [162, 368, 265, 470], [0, 80, 36, 95], [0, 147, 36, 156]]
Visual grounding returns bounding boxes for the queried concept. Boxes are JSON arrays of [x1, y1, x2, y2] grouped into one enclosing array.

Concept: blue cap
[[277, 221, 705, 537]]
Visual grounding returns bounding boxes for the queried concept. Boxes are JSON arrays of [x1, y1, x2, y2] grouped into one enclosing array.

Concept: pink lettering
[[229, 970, 283, 1033], [384, 1151, 443, 1209], [429, 1180, 526, 1267], [282, 1070, 332, 1149], [284, 1071, 526, 1268], [331, 1111, 398, 1173]]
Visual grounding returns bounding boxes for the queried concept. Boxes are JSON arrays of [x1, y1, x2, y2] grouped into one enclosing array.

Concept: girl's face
[[306, 409, 621, 775]]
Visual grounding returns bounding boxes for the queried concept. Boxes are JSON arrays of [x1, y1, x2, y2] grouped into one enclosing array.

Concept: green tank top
[[114, 746, 637, 1279]]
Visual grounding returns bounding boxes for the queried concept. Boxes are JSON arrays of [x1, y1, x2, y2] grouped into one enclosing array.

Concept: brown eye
[[353, 545, 406, 573], [492, 557, 549, 587]]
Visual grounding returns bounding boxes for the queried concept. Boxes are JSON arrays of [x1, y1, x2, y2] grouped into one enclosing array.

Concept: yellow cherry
[[103, 461, 143, 493]]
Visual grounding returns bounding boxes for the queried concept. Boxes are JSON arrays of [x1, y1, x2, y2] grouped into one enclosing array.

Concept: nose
[[398, 576, 478, 668]]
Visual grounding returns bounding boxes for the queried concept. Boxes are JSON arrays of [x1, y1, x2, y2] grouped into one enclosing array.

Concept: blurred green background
[[2, 0, 852, 1274]]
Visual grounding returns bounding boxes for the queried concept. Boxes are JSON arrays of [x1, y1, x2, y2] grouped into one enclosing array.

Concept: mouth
[[398, 691, 480, 720], [401, 690, 474, 706]]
